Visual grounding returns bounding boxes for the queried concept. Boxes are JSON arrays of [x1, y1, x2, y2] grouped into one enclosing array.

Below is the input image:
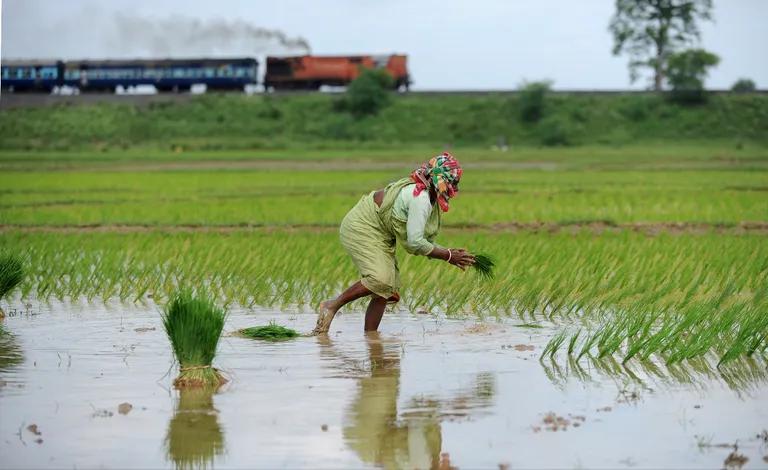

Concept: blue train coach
[[2, 57, 258, 93], [1, 60, 64, 92]]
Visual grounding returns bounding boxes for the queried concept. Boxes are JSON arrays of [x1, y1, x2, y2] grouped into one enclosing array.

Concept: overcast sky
[[2, 0, 766, 90]]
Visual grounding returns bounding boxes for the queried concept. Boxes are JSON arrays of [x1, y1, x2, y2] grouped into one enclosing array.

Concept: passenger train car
[[1, 58, 258, 93], [0, 54, 409, 93]]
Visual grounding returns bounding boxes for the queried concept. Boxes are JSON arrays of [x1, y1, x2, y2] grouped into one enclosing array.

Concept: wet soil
[[1, 301, 767, 468]]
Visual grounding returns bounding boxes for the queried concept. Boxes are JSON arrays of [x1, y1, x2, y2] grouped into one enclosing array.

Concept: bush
[[337, 68, 394, 118], [731, 79, 756, 93], [538, 115, 574, 146], [666, 49, 720, 105], [518, 80, 552, 123]]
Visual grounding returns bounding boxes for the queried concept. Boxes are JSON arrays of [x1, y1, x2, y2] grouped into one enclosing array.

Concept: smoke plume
[[107, 15, 311, 58], [2, 0, 311, 60]]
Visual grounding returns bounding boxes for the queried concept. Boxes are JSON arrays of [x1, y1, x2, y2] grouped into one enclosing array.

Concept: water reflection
[[321, 333, 495, 469], [0, 330, 23, 373], [541, 355, 768, 394], [165, 389, 225, 470]]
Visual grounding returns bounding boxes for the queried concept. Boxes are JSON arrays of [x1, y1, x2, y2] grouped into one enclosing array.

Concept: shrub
[[518, 80, 552, 123], [538, 115, 574, 146], [731, 79, 756, 93], [338, 68, 394, 118]]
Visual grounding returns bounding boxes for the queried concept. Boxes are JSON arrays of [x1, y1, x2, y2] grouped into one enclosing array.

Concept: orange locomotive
[[264, 54, 409, 90]]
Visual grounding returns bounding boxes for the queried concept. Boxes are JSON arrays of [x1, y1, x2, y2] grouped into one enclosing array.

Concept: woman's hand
[[447, 248, 475, 270]]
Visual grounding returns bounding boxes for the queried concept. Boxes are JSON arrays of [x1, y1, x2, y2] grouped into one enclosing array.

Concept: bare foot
[[312, 301, 338, 335]]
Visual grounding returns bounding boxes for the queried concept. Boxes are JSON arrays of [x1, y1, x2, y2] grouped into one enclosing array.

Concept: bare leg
[[326, 281, 371, 313], [364, 296, 388, 332], [313, 281, 372, 334]]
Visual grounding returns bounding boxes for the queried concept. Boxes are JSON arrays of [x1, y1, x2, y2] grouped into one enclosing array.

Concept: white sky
[[2, 0, 766, 90]]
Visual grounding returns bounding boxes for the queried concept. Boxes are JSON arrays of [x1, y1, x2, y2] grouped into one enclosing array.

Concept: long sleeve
[[401, 191, 435, 256]]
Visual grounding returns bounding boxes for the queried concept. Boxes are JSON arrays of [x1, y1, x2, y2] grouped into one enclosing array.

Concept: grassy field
[[0, 93, 766, 367], [1, 93, 767, 151]]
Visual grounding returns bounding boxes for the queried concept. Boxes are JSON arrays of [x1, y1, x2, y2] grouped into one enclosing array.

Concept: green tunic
[[339, 178, 442, 299]]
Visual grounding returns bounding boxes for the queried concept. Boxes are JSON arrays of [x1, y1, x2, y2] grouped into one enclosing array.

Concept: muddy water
[[1, 302, 767, 469]]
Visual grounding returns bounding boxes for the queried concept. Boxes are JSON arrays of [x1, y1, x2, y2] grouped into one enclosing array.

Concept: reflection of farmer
[[314, 154, 475, 334], [343, 332, 443, 469]]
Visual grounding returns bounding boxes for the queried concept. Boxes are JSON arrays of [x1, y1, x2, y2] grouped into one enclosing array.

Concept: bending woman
[[313, 153, 475, 334]]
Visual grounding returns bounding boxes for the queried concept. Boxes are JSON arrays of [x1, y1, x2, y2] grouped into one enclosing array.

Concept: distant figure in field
[[313, 153, 475, 334]]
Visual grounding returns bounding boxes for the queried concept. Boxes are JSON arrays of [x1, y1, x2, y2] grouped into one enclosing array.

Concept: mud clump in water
[[723, 450, 748, 470], [532, 412, 585, 432], [26, 424, 41, 436]]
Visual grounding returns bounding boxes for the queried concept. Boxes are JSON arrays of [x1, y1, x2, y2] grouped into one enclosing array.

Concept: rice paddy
[[0, 140, 766, 468], [162, 290, 228, 389]]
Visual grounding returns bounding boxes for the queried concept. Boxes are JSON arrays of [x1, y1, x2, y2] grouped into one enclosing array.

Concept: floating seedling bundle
[[238, 322, 300, 341], [162, 290, 228, 389]]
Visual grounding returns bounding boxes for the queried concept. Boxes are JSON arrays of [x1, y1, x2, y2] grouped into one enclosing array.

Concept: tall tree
[[610, 0, 713, 90]]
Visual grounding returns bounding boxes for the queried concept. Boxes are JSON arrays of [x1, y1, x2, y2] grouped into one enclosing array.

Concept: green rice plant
[[162, 290, 228, 389], [471, 253, 496, 280], [0, 253, 23, 300], [237, 322, 299, 341]]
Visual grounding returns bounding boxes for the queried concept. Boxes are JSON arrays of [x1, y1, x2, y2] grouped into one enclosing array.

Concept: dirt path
[[2, 222, 766, 235]]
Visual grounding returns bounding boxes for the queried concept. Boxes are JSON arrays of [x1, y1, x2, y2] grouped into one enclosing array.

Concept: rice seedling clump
[[238, 322, 299, 341], [162, 290, 228, 389], [472, 253, 495, 280], [0, 253, 23, 300]]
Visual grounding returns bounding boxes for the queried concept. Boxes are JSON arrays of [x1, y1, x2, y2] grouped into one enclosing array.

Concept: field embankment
[[0, 93, 766, 150]]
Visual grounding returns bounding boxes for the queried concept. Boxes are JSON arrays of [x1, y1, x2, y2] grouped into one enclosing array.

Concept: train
[[0, 55, 410, 93]]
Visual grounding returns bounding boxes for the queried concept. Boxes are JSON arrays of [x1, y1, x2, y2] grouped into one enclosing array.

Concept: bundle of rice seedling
[[0, 253, 23, 300], [238, 321, 299, 341], [162, 290, 228, 389], [471, 253, 496, 280]]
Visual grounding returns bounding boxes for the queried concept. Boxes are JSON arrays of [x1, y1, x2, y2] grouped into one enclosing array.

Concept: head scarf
[[410, 152, 463, 212]]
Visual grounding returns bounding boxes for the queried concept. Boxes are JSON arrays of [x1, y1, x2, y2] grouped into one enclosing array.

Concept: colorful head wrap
[[410, 152, 463, 212]]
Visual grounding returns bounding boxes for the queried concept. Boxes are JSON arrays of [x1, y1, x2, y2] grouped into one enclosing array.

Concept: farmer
[[313, 153, 475, 334]]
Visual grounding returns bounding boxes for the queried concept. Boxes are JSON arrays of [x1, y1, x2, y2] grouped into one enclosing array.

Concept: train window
[[204, 68, 215, 78]]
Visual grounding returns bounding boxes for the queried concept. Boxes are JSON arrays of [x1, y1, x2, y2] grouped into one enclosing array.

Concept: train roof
[[1, 59, 61, 67], [63, 57, 258, 67]]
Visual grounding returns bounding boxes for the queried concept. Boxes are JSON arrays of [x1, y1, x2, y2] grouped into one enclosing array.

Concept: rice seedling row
[[2, 230, 765, 365]]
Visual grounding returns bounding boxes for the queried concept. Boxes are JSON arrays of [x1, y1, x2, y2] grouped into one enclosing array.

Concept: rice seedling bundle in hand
[[238, 322, 299, 341], [471, 253, 496, 280], [162, 290, 228, 389]]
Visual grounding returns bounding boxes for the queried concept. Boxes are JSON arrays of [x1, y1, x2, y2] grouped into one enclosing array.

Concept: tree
[[340, 68, 394, 118], [731, 79, 756, 93], [666, 48, 719, 103], [610, 0, 713, 91]]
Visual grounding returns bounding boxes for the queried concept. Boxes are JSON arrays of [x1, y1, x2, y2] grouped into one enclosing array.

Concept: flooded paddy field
[[2, 302, 767, 469]]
